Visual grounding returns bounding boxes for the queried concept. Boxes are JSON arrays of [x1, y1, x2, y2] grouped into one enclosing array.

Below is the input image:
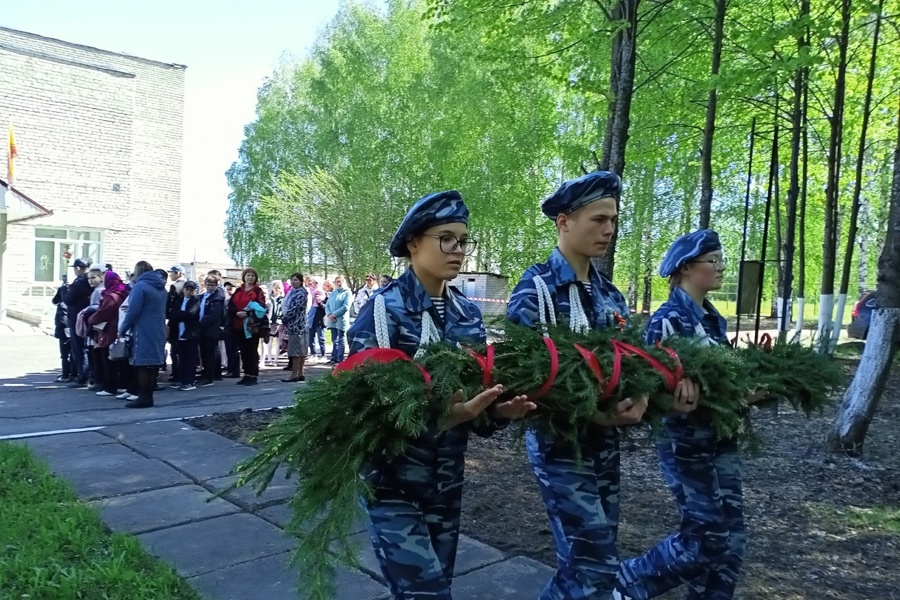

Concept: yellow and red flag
[[7, 120, 17, 184]]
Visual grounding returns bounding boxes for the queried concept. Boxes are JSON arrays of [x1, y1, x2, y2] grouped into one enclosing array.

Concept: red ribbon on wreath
[[333, 348, 431, 384], [463, 344, 495, 388], [574, 343, 605, 387], [609, 340, 683, 394], [529, 337, 559, 401]]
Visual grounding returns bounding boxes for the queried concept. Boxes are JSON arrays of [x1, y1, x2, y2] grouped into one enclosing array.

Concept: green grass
[[806, 502, 900, 535], [845, 506, 900, 533], [0, 442, 201, 600]]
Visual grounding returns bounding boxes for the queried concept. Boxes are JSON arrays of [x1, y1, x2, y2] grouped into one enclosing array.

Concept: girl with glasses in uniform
[[347, 190, 536, 599]]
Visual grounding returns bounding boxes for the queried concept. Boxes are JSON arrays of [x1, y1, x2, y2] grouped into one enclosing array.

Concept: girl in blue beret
[[616, 229, 756, 600], [347, 190, 536, 600]]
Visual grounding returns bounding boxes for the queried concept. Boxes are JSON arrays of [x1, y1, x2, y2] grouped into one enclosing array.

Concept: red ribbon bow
[[333, 348, 431, 384]]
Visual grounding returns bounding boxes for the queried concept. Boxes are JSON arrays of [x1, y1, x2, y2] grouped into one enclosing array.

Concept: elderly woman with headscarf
[[88, 271, 129, 397]]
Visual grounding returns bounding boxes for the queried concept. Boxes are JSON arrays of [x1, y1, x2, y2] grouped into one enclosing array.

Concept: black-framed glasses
[[691, 257, 728, 270], [421, 234, 478, 256]]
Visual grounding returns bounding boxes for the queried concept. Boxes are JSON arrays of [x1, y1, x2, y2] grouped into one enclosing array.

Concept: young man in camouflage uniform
[[348, 190, 535, 599], [507, 171, 700, 600], [616, 230, 748, 600]]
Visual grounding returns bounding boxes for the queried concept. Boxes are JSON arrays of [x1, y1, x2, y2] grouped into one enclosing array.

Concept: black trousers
[[89, 346, 105, 388], [224, 328, 242, 376], [236, 331, 260, 376], [177, 339, 200, 385], [199, 337, 220, 380], [58, 337, 71, 379], [121, 361, 137, 395], [94, 347, 121, 394]]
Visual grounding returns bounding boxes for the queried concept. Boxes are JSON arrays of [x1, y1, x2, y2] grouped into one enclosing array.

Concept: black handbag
[[109, 337, 132, 361]]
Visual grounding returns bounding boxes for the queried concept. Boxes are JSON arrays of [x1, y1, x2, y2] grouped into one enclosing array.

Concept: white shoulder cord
[[660, 316, 715, 347], [695, 322, 715, 346], [415, 309, 442, 359], [533, 275, 591, 335], [660, 318, 676, 341], [533, 275, 557, 336], [568, 284, 591, 334], [374, 293, 445, 358], [373, 295, 391, 349]]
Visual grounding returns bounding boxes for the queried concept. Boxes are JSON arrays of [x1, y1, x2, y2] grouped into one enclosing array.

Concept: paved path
[[2, 329, 554, 599]]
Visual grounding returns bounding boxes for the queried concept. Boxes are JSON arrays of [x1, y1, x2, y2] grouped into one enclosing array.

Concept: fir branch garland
[[229, 323, 845, 600]]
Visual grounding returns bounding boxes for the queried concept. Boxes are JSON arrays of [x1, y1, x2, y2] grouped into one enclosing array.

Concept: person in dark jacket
[[222, 281, 242, 378], [118, 262, 167, 408], [88, 271, 129, 397], [169, 280, 201, 391], [51, 283, 71, 382], [165, 265, 187, 379], [196, 275, 226, 387], [63, 258, 93, 387]]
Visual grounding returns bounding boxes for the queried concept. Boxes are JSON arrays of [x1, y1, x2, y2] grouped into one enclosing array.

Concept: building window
[[34, 228, 102, 283]]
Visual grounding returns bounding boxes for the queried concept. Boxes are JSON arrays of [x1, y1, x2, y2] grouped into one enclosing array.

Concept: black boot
[[128, 367, 156, 408], [125, 396, 153, 408]]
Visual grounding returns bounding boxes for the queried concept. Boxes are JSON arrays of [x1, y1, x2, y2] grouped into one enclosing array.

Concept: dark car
[[847, 292, 877, 340]]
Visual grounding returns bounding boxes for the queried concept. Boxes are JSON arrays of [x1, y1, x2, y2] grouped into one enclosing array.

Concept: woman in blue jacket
[[348, 191, 535, 599], [118, 261, 167, 408]]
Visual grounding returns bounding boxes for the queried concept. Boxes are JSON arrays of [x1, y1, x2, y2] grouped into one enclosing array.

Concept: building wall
[[0, 27, 185, 313], [449, 272, 509, 318]]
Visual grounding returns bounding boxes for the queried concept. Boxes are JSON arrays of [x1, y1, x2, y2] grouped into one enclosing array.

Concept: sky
[[5, 0, 344, 265]]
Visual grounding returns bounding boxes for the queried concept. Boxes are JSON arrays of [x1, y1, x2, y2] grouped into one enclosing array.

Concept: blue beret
[[389, 190, 469, 257], [541, 171, 622, 219], [659, 229, 723, 277]]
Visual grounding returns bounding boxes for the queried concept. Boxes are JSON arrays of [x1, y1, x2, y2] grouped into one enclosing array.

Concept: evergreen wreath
[[228, 322, 844, 600]]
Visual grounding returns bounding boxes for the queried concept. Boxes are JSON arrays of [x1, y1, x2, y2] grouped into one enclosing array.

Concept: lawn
[[0, 442, 200, 600]]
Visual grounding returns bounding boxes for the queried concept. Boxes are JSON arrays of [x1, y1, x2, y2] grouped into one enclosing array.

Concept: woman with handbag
[[88, 271, 129, 397], [226, 267, 267, 386]]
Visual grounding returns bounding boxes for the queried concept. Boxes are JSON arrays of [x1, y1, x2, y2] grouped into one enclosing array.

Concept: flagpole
[[0, 188, 7, 321], [1, 120, 12, 321]]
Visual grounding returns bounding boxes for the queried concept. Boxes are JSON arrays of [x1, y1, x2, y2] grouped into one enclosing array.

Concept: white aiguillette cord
[[533, 275, 590, 335], [374, 294, 443, 358]]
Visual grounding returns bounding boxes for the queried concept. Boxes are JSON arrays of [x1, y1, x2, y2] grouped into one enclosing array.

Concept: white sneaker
[[116, 392, 129, 399], [96, 391, 114, 397], [125, 394, 139, 401]]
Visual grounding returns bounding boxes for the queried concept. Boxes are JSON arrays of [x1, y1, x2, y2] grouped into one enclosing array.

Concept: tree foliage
[[226, 0, 900, 314]]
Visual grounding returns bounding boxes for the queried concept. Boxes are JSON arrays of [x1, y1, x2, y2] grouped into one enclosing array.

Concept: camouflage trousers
[[526, 426, 621, 600], [618, 421, 746, 600], [362, 437, 466, 600]]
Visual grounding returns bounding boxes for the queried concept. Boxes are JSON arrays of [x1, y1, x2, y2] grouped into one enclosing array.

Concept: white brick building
[[0, 26, 185, 317]]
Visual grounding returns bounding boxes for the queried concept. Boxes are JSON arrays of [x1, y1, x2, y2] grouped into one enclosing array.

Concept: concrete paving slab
[[188, 551, 389, 600], [13, 431, 116, 450], [101, 420, 199, 441], [451, 556, 554, 598], [54, 458, 191, 500], [30, 442, 145, 472], [206, 468, 297, 510], [117, 429, 245, 458], [160, 445, 257, 482], [90, 485, 241, 534], [138, 513, 296, 578], [336, 531, 504, 580], [257, 504, 367, 538]]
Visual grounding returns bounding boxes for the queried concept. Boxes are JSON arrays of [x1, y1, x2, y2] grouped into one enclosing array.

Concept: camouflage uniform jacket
[[507, 247, 629, 332], [643, 286, 728, 346], [348, 266, 490, 490], [645, 286, 729, 432]]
